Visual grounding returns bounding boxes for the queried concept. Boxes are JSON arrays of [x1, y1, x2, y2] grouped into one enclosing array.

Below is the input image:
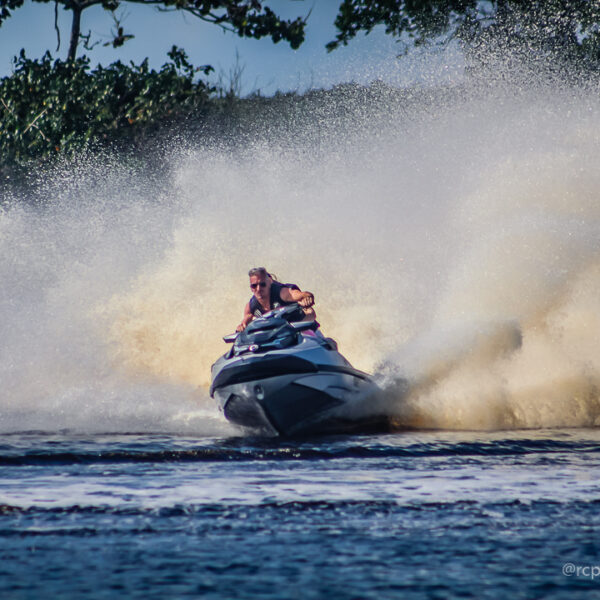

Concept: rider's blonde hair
[[248, 267, 278, 281]]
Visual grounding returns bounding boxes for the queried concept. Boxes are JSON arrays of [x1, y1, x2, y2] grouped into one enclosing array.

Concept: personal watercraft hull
[[210, 304, 389, 437], [210, 335, 387, 436], [212, 365, 383, 436]]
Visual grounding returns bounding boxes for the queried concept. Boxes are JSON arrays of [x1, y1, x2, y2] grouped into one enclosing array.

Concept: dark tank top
[[249, 281, 300, 317]]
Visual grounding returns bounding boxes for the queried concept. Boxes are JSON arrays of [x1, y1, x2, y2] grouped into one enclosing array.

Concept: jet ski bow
[[210, 304, 386, 436]]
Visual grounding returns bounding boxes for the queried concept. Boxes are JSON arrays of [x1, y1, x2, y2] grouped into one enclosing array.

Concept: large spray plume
[[2, 56, 600, 434]]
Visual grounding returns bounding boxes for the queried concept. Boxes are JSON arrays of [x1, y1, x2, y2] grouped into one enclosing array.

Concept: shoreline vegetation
[[0, 46, 434, 198], [1, 41, 598, 200], [2, 1, 600, 199], [0, 47, 213, 192]]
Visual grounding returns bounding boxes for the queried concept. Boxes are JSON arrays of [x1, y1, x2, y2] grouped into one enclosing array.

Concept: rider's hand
[[298, 293, 314, 308], [236, 323, 245, 332]]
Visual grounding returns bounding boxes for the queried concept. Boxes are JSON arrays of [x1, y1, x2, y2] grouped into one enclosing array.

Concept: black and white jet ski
[[210, 304, 387, 436]]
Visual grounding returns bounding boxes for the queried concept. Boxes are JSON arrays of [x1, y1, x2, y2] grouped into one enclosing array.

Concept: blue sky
[[0, 0, 462, 94]]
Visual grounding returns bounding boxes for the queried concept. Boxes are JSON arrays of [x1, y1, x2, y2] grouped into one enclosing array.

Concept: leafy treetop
[[327, 0, 600, 71], [0, 0, 307, 61]]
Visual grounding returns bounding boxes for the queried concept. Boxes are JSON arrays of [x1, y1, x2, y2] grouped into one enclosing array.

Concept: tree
[[0, 0, 306, 62], [327, 1, 600, 73], [0, 46, 216, 166]]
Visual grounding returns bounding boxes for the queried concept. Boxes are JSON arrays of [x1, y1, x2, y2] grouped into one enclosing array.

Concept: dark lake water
[[2, 428, 600, 599]]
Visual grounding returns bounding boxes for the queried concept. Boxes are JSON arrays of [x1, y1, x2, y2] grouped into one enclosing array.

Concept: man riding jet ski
[[210, 269, 387, 436], [236, 267, 316, 332]]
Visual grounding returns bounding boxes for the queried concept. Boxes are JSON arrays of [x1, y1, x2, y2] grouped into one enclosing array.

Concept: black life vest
[[249, 281, 300, 317]]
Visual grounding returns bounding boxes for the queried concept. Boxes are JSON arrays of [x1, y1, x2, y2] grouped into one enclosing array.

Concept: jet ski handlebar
[[223, 303, 315, 343]]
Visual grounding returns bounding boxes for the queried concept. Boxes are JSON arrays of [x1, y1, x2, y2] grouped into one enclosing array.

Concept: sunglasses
[[250, 282, 268, 290]]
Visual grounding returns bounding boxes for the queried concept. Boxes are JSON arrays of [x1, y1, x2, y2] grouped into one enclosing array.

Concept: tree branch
[[54, 0, 61, 51], [23, 108, 49, 138], [0, 99, 49, 142]]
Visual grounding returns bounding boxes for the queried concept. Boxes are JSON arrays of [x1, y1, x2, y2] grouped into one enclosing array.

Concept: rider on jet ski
[[236, 267, 316, 332]]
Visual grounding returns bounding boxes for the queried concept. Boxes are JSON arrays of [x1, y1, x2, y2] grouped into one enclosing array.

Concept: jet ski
[[210, 304, 387, 436]]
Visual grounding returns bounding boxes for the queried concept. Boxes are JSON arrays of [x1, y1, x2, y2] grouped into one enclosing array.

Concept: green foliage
[[0, 0, 306, 61], [327, 0, 600, 73], [0, 0, 23, 21], [327, 0, 478, 51], [0, 47, 214, 165]]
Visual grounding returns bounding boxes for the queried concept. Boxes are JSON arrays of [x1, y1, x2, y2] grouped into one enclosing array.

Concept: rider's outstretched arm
[[236, 302, 253, 332], [280, 288, 316, 320], [280, 287, 314, 307]]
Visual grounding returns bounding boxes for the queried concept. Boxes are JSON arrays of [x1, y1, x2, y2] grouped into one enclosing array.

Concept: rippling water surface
[[2, 428, 600, 599]]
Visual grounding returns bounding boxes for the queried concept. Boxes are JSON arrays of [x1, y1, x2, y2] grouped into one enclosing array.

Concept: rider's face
[[250, 274, 270, 300]]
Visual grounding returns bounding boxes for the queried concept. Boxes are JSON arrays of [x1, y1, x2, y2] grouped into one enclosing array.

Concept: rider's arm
[[280, 287, 316, 320], [280, 287, 315, 308], [236, 302, 253, 332]]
